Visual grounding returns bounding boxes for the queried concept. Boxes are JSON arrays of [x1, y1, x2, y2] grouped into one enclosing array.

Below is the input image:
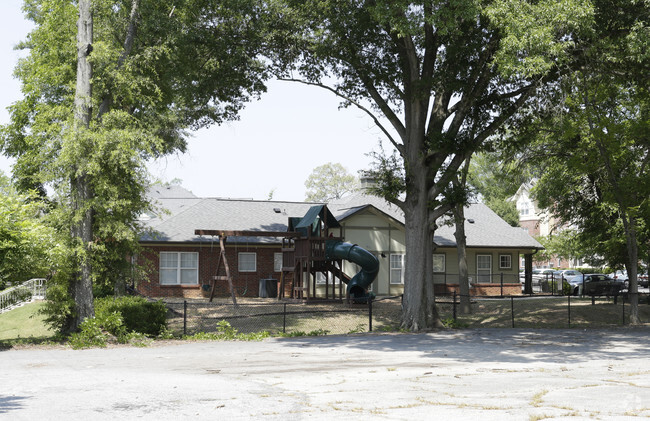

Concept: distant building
[[510, 182, 583, 269]]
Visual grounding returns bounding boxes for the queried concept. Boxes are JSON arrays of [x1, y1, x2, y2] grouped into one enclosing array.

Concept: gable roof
[[330, 191, 542, 250], [140, 197, 319, 243], [140, 188, 542, 250]]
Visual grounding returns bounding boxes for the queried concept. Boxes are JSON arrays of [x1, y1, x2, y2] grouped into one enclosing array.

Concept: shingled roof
[[140, 187, 320, 243], [140, 187, 542, 249], [329, 192, 543, 250]]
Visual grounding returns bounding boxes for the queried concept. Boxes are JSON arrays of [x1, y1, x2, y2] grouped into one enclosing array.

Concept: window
[[499, 254, 512, 270], [390, 254, 405, 284], [274, 253, 283, 272], [316, 272, 327, 284], [433, 254, 445, 273], [238, 252, 257, 272], [160, 252, 198, 285], [477, 254, 492, 283]]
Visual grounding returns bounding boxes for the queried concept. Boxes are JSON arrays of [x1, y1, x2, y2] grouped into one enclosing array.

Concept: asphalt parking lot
[[2, 328, 649, 420]]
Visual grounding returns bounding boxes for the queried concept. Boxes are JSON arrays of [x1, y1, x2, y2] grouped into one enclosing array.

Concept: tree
[[304, 163, 359, 202], [1, 0, 270, 331], [271, 0, 593, 330], [0, 173, 58, 290], [526, 0, 649, 323], [467, 152, 537, 227]]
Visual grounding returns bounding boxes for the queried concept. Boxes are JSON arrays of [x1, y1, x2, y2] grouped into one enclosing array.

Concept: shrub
[[95, 296, 167, 336], [68, 315, 115, 349]]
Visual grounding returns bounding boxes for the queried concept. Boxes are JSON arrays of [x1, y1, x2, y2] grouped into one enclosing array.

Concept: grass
[[0, 301, 56, 345], [437, 296, 650, 328], [2, 295, 649, 349]]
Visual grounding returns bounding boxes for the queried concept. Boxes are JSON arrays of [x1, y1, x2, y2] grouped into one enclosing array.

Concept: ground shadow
[[272, 327, 650, 365]]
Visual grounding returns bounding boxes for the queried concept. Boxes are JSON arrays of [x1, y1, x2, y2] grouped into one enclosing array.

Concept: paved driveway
[[2, 329, 649, 420]]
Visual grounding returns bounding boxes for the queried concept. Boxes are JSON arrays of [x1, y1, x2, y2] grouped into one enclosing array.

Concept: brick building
[[137, 185, 542, 298]]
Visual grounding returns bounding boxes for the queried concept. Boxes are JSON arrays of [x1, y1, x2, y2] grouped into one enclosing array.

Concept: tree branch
[[97, 0, 140, 120], [277, 78, 403, 154]]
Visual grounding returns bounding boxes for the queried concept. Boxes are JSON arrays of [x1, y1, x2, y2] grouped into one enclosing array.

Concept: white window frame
[[499, 254, 512, 270], [477, 254, 492, 283], [433, 253, 446, 273], [238, 252, 257, 272], [273, 253, 283, 272], [159, 252, 198, 285], [390, 254, 405, 285]]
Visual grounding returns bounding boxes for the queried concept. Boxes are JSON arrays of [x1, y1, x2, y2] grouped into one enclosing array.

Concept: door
[[477, 254, 492, 283]]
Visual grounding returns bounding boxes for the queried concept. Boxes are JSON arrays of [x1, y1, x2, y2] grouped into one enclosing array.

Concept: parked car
[[639, 273, 649, 288], [532, 269, 555, 282], [565, 273, 625, 296], [552, 269, 581, 280], [609, 270, 629, 281]]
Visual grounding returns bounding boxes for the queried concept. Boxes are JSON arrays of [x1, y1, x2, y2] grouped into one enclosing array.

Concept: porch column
[[523, 253, 533, 295]]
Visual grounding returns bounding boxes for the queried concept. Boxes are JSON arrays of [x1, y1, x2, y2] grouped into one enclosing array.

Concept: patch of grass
[[0, 301, 56, 345], [530, 390, 548, 407]]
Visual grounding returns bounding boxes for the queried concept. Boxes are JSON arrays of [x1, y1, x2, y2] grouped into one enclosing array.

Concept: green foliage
[[441, 317, 470, 329], [68, 317, 109, 349], [304, 162, 359, 202], [347, 324, 367, 334], [270, 1, 596, 330], [0, 174, 58, 289], [183, 321, 272, 341], [95, 296, 167, 336], [68, 296, 164, 349], [526, 0, 650, 280], [1, 0, 272, 329], [279, 328, 330, 337], [485, 198, 520, 227]]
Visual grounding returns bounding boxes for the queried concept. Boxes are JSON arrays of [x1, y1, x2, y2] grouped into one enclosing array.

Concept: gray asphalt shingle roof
[[141, 197, 319, 243], [141, 188, 541, 249], [329, 192, 542, 249]]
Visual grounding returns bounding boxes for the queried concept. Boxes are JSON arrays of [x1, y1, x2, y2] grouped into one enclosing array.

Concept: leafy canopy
[[304, 162, 359, 202]]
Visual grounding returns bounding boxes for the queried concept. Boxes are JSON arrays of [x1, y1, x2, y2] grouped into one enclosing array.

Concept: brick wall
[[137, 243, 282, 299], [434, 283, 522, 296], [520, 220, 540, 236]]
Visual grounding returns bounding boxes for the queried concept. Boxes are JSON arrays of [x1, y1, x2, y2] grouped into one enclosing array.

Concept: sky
[[0, 1, 387, 202]]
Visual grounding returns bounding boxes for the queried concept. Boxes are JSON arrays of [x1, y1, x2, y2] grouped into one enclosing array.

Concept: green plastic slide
[[325, 240, 380, 301]]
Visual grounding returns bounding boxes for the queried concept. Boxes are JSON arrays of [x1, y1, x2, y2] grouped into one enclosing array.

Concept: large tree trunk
[[69, 0, 95, 332], [453, 204, 471, 314], [622, 214, 639, 324], [400, 162, 442, 331]]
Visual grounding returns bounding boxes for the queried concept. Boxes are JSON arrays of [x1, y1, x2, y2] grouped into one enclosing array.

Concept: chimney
[[358, 170, 377, 192]]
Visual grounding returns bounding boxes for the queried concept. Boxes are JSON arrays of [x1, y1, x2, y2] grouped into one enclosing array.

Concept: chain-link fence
[[164, 297, 403, 336], [437, 292, 650, 328], [163, 293, 650, 336]]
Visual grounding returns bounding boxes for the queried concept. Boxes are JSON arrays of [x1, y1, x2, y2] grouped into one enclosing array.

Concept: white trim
[[499, 254, 512, 270], [476, 254, 492, 283], [273, 253, 282, 272], [390, 254, 405, 284], [433, 253, 445, 273], [159, 252, 198, 285]]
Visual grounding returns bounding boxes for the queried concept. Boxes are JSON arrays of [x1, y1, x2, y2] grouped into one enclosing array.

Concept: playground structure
[[194, 205, 379, 303]]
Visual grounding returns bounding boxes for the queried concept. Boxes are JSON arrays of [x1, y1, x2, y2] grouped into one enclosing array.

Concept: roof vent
[[273, 208, 281, 213], [468, 218, 475, 224]]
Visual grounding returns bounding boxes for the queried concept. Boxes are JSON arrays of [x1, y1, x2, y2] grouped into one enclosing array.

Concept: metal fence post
[[368, 296, 373, 332], [500, 273, 504, 297], [511, 296, 515, 328], [183, 300, 187, 336], [283, 302, 287, 334], [453, 291, 457, 321], [622, 294, 625, 326], [568, 295, 571, 327]]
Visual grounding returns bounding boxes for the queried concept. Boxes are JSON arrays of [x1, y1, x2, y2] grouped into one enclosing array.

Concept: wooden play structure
[[195, 205, 379, 303]]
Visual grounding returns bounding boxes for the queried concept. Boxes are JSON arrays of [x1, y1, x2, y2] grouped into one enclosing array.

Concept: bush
[[95, 296, 167, 336]]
